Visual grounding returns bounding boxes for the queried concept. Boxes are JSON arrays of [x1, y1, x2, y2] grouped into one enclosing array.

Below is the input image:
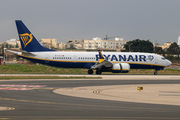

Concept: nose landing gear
[[154, 69, 158, 75]]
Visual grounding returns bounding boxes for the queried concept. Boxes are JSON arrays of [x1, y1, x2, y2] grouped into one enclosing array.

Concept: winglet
[[98, 50, 105, 63]]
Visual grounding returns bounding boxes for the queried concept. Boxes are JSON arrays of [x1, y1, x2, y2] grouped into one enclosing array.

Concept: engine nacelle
[[112, 63, 130, 73]]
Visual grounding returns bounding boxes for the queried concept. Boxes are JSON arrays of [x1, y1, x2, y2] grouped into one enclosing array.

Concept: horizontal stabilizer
[[6, 49, 36, 56], [6, 49, 22, 55]]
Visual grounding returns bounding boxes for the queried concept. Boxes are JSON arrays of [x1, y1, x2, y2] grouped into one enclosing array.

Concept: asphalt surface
[[0, 79, 180, 120]]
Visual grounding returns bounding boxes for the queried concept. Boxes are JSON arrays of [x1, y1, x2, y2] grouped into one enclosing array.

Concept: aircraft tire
[[96, 70, 102, 75], [88, 69, 93, 74], [154, 72, 158, 75]]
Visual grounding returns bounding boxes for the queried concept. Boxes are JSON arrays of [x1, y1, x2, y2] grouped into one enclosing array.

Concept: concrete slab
[[54, 84, 180, 106]]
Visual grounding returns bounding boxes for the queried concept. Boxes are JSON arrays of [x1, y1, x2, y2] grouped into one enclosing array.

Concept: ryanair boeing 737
[[7, 20, 172, 75]]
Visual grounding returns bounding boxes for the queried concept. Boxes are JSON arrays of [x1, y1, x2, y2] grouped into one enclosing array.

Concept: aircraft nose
[[167, 60, 172, 66]]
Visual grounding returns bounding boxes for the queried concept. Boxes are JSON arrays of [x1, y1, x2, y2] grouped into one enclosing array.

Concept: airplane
[[7, 20, 172, 75]]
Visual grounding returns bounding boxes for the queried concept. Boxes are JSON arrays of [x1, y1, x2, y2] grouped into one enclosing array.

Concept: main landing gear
[[88, 69, 102, 75], [96, 70, 102, 75], [88, 69, 93, 74]]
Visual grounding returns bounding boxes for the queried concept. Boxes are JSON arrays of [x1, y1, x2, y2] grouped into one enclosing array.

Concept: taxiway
[[0, 75, 180, 119]]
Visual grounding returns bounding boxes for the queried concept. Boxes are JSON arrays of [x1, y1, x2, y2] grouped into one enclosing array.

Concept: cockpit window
[[161, 57, 166, 60]]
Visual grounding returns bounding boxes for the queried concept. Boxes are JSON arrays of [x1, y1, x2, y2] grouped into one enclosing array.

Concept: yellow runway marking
[[7, 107, 15, 110]]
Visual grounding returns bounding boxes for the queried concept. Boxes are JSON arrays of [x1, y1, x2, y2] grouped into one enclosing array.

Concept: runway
[[0, 74, 180, 80], [0, 75, 180, 119]]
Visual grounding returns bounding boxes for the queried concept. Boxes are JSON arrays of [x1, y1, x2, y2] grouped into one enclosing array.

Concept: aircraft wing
[[91, 50, 113, 69]]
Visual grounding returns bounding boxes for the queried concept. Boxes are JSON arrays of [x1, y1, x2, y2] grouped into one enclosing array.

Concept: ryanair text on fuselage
[[95, 54, 154, 62]]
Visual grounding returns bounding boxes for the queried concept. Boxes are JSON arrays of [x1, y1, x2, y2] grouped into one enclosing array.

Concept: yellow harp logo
[[19, 33, 33, 48]]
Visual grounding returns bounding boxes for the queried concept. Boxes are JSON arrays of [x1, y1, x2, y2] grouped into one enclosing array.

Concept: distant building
[[92, 37, 101, 40], [67, 39, 84, 49], [178, 36, 180, 45], [58, 42, 66, 49], [40, 42, 51, 49], [153, 42, 159, 47], [84, 37, 128, 51], [6, 39, 21, 48], [67, 39, 84, 44], [40, 38, 58, 48], [157, 42, 173, 50], [67, 37, 128, 51], [0, 42, 4, 48]]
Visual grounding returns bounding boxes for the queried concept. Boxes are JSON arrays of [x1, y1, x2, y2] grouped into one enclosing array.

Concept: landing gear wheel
[[96, 70, 102, 75], [154, 71, 158, 75], [88, 69, 93, 74]]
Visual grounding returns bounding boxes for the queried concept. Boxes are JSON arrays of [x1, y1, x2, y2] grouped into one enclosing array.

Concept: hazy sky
[[0, 0, 180, 44]]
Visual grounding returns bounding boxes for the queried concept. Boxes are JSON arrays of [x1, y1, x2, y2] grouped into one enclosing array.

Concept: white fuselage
[[18, 51, 171, 69]]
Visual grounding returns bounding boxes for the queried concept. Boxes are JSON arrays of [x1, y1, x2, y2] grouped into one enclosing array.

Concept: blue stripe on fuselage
[[19, 55, 95, 68]]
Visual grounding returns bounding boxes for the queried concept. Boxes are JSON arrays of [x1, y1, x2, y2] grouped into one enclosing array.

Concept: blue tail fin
[[15, 20, 55, 52]]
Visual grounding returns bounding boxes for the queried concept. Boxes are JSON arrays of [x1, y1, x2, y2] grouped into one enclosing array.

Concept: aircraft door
[[73, 55, 77, 63], [155, 58, 158, 64], [45, 54, 49, 63]]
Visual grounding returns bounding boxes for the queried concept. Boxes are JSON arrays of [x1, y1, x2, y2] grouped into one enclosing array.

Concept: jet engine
[[112, 63, 130, 73]]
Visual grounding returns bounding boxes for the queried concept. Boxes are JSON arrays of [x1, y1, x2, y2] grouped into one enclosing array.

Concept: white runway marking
[[0, 85, 46, 87], [0, 85, 46, 90]]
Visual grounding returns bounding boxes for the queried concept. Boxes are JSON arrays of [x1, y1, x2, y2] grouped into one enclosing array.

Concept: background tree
[[5, 43, 8, 48], [15, 43, 19, 48], [166, 42, 180, 62], [122, 39, 153, 53], [154, 46, 164, 54], [166, 42, 179, 55], [0, 44, 4, 56], [66, 44, 76, 49]]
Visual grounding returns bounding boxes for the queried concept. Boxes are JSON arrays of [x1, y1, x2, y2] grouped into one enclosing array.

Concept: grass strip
[[0, 76, 102, 80], [0, 64, 180, 75]]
